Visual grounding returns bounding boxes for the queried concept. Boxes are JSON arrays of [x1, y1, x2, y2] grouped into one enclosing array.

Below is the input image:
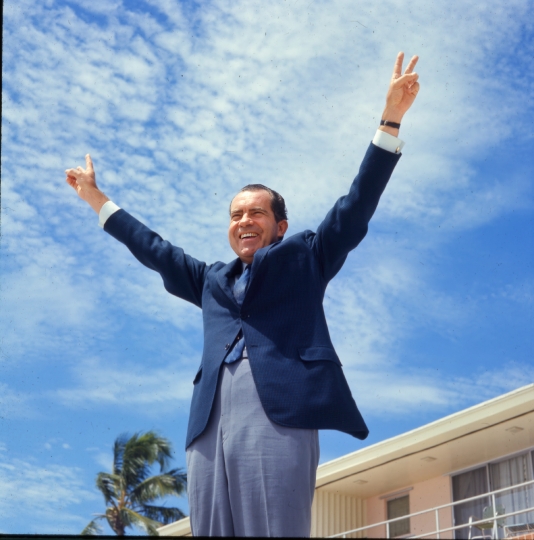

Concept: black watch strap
[[380, 119, 401, 129]]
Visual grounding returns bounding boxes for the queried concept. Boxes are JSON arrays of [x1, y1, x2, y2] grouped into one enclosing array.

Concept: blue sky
[[1, 0, 533, 534]]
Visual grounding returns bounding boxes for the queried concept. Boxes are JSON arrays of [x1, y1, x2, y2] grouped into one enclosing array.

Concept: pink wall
[[365, 475, 453, 538], [411, 475, 453, 537], [365, 493, 387, 538]]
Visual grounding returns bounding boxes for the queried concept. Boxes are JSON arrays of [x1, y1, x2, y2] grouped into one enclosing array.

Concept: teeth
[[241, 233, 258, 239]]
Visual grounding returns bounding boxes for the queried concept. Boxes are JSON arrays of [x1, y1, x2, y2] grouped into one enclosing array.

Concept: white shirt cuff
[[98, 201, 121, 228], [372, 129, 405, 154]]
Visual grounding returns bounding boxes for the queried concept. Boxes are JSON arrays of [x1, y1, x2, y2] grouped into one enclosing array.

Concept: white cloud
[[86, 447, 114, 471], [497, 280, 534, 306], [95, 452, 113, 472], [42, 438, 74, 452], [4, 0, 531, 253], [324, 243, 471, 365], [476, 363, 534, 395], [0, 455, 97, 534], [0, 384, 35, 419], [346, 363, 534, 418], [55, 356, 196, 412], [0, 253, 100, 362]]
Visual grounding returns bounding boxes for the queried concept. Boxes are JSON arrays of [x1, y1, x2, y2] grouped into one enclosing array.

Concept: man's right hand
[[65, 154, 110, 214]]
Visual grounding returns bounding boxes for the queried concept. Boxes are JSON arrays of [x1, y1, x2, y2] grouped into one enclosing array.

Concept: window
[[452, 466, 489, 539], [490, 453, 534, 527], [451, 450, 534, 539], [387, 495, 410, 537]]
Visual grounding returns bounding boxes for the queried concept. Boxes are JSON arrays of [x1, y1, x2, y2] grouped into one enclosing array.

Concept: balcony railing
[[329, 479, 534, 539]]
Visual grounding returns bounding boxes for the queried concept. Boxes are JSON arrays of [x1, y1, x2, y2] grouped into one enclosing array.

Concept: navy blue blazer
[[104, 143, 400, 449]]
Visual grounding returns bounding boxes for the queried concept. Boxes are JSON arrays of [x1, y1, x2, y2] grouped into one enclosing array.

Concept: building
[[158, 384, 534, 538]]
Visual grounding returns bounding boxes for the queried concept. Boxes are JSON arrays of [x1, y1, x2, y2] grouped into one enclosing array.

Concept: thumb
[[409, 81, 420, 95]]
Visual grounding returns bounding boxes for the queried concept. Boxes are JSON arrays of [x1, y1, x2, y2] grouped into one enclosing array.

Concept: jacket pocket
[[193, 365, 203, 384], [298, 347, 342, 366]]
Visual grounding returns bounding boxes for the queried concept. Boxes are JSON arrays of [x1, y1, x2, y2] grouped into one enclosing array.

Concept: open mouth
[[240, 233, 259, 240]]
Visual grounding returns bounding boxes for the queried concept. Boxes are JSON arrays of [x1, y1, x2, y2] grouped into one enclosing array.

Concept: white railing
[[329, 478, 534, 539]]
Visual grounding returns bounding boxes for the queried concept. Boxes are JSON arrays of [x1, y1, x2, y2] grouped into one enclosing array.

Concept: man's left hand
[[380, 52, 420, 134]]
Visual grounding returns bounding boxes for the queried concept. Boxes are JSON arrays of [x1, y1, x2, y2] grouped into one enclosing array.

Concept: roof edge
[[317, 383, 534, 484]]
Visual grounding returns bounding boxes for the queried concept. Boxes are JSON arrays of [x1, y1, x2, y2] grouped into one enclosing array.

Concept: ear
[[277, 220, 288, 238]]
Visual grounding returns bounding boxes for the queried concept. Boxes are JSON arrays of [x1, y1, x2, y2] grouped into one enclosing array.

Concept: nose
[[239, 213, 253, 226]]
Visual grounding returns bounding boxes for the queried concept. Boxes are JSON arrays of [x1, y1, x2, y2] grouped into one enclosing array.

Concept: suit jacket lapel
[[216, 258, 242, 306], [217, 240, 281, 304], [246, 241, 280, 296], [251, 240, 280, 272]]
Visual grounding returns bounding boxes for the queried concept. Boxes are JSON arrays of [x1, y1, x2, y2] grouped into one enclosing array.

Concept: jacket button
[[225, 344, 230, 350]]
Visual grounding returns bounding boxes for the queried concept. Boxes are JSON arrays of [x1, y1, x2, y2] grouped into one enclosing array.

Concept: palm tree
[[82, 431, 187, 536]]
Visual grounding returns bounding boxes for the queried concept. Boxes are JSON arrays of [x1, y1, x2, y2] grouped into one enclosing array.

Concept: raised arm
[[65, 154, 208, 307], [314, 52, 420, 281], [65, 154, 109, 214]]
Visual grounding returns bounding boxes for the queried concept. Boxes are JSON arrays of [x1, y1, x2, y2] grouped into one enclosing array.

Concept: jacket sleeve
[[104, 209, 208, 308], [313, 142, 401, 282]]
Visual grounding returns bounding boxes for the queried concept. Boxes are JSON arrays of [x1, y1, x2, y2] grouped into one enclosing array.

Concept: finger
[[404, 55, 419, 74], [85, 154, 94, 172], [65, 168, 79, 178], [409, 81, 420, 95], [392, 51, 404, 78], [66, 175, 78, 189], [392, 72, 419, 88]]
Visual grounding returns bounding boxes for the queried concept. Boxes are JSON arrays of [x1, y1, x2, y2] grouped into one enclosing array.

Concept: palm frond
[[130, 469, 187, 504], [121, 431, 173, 488], [141, 503, 186, 524], [121, 432, 152, 487], [121, 507, 162, 536], [113, 433, 129, 476], [96, 472, 121, 504], [164, 467, 188, 492], [81, 517, 104, 535]]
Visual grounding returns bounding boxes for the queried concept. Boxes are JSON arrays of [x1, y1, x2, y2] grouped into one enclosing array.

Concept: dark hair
[[230, 184, 288, 222]]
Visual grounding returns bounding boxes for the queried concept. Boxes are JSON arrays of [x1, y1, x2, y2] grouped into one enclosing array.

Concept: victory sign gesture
[[65, 154, 109, 214], [380, 52, 420, 134]]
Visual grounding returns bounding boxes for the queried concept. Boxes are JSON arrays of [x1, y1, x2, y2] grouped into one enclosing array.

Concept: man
[[66, 52, 420, 537]]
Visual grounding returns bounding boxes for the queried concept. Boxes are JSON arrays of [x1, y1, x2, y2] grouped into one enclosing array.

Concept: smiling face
[[228, 190, 288, 264]]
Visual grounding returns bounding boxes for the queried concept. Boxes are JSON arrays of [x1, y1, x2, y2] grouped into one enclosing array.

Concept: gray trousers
[[186, 358, 320, 537]]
